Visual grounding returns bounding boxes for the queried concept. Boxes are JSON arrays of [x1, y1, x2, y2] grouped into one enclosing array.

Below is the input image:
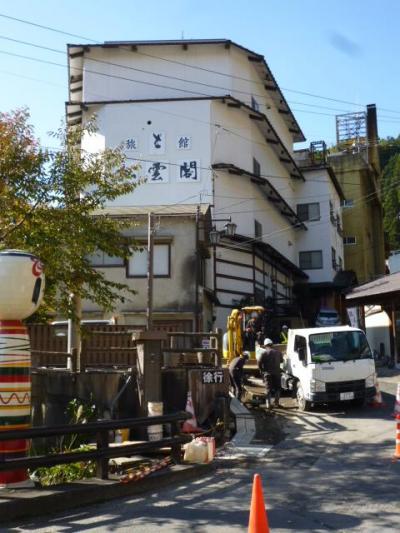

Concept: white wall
[[211, 100, 299, 263], [82, 99, 213, 207], [83, 217, 197, 314], [83, 44, 232, 102], [228, 47, 294, 152], [365, 308, 391, 357], [81, 44, 296, 154], [293, 168, 344, 283]]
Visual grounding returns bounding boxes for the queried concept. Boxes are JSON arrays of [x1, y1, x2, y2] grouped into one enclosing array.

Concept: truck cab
[[283, 326, 376, 411]]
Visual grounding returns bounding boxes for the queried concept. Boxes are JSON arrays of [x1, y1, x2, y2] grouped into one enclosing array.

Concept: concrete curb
[[1, 463, 215, 524], [230, 396, 256, 446]]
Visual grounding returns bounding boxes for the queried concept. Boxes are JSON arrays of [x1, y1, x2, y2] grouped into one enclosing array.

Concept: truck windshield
[[309, 331, 372, 363]]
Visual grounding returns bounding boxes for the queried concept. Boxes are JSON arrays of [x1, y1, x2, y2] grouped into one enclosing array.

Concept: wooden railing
[[0, 412, 190, 480]]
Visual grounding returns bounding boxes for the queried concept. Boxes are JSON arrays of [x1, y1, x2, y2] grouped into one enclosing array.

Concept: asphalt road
[[4, 375, 400, 532]]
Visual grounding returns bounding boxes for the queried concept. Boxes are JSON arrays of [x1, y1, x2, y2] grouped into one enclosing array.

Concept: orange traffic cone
[[248, 474, 270, 533], [370, 381, 385, 408], [392, 383, 400, 418], [393, 415, 400, 460], [182, 392, 202, 433]]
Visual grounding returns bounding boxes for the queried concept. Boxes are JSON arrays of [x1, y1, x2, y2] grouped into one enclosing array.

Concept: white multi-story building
[[294, 143, 346, 322], [67, 39, 327, 331]]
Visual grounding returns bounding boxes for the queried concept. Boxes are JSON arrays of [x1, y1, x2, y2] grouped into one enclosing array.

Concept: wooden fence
[[28, 324, 223, 370], [28, 324, 139, 369]]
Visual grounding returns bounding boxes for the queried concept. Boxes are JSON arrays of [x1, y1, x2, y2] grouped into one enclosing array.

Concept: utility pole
[[195, 205, 200, 332], [146, 212, 154, 330]]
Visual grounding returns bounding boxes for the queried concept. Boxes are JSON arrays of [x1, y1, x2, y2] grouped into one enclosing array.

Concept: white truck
[[281, 326, 377, 411]]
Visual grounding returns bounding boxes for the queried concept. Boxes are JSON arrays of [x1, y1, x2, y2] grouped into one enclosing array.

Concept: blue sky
[[1, 0, 399, 148]]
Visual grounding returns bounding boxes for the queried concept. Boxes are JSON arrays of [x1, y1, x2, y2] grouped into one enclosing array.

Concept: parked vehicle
[[315, 308, 341, 327], [281, 326, 376, 411]]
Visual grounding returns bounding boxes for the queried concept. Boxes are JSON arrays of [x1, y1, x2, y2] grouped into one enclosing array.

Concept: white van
[[281, 326, 376, 410]]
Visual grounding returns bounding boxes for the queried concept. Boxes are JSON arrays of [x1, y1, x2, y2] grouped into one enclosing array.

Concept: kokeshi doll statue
[[0, 250, 45, 487]]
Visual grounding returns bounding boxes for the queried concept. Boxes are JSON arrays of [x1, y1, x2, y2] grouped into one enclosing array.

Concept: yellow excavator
[[223, 306, 265, 363]]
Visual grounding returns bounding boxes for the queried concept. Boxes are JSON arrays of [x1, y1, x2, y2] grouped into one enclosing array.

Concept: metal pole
[[195, 205, 200, 332], [67, 293, 82, 372], [391, 300, 398, 366], [146, 212, 154, 330]]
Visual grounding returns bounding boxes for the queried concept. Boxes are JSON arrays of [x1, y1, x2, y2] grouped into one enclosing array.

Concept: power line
[[2, 12, 400, 118], [4, 32, 400, 126]]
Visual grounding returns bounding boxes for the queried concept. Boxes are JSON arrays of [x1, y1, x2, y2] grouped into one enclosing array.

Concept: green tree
[[379, 135, 400, 169], [382, 153, 400, 250], [0, 108, 139, 319]]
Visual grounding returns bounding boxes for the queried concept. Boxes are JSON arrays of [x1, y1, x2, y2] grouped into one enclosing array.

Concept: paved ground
[[4, 372, 400, 532]]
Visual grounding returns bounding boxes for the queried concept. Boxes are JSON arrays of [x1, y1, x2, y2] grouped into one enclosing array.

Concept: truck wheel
[[296, 385, 311, 412]]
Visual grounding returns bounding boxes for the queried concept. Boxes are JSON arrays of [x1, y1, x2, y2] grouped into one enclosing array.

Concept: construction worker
[[255, 331, 265, 363], [243, 326, 256, 352], [279, 325, 289, 345], [228, 352, 249, 401], [258, 338, 283, 409]]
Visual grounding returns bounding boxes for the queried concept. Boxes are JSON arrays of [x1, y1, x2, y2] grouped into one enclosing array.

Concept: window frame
[[126, 242, 171, 278], [296, 202, 320, 222], [343, 236, 357, 245], [341, 199, 354, 208], [88, 250, 125, 268], [299, 250, 323, 270]]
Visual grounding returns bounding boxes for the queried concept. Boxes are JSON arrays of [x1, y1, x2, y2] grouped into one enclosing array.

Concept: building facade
[[328, 105, 385, 285], [67, 39, 312, 330], [294, 143, 347, 322]]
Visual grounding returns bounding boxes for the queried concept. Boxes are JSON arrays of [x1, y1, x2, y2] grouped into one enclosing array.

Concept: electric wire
[[2, 33, 400, 126], [1, 12, 400, 117]]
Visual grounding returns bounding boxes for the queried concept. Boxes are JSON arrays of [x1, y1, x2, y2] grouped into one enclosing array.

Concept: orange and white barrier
[[370, 381, 385, 408], [394, 415, 400, 461], [182, 392, 202, 433], [392, 383, 400, 418]]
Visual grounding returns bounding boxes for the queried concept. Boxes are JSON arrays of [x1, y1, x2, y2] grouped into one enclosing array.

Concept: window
[[128, 243, 170, 277], [299, 250, 323, 270], [294, 335, 307, 353], [251, 96, 260, 112], [343, 236, 357, 245], [341, 199, 354, 208], [296, 203, 320, 222], [254, 220, 262, 238], [88, 251, 124, 267], [253, 157, 261, 177], [338, 256, 343, 270], [331, 247, 336, 270]]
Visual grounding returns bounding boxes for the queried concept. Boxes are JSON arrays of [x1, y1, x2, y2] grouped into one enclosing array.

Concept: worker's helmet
[[263, 338, 273, 346], [242, 351, 250, 359], [282, 325, 289, 330]]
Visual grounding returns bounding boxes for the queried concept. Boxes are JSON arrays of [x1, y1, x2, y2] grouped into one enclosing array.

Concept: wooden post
[[96, 429, 109, 480], [216, 327, 223, 367], [146, 212, 154, 331], [170, 420, 182, 463], [195, 205, 200, 332], [132, 330, 167, 418]]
